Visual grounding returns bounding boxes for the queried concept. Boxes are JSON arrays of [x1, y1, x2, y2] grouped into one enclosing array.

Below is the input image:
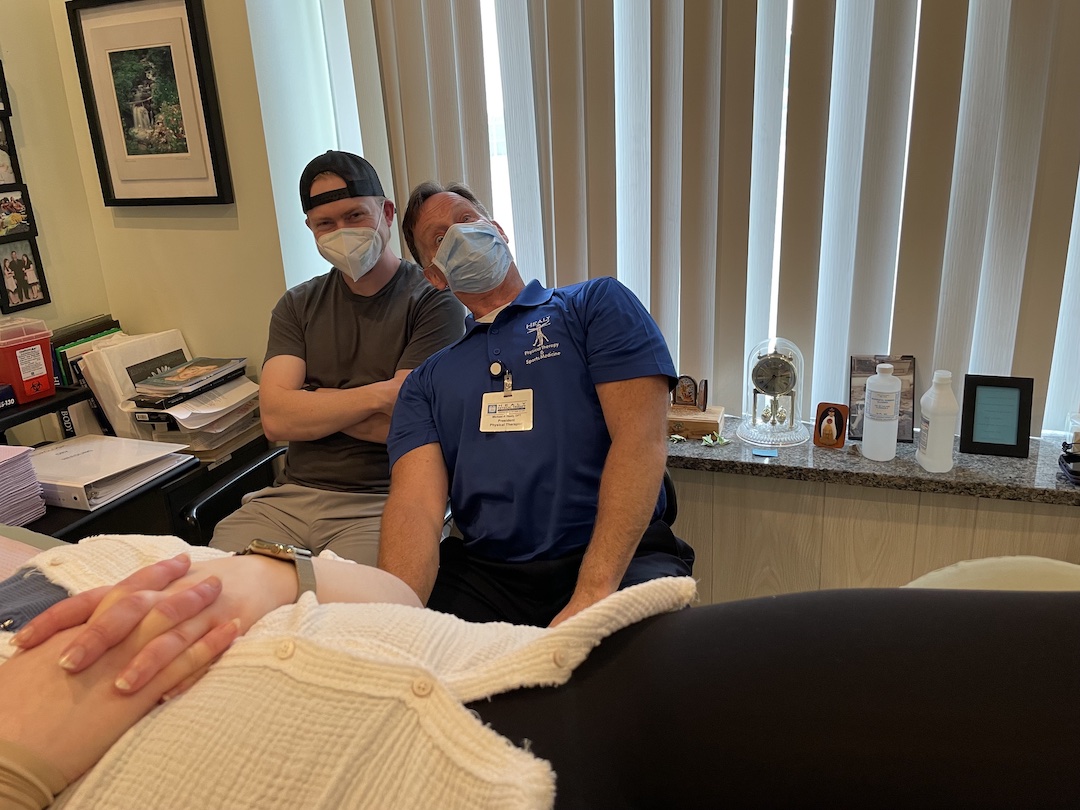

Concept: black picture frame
[[0, 60, 11, 117], [959, 374, 1034, 458], [0, 185, 36, 242], [0, 118, 22, 185], [1, 238, 51, 314], [66, 0, 233, 206]]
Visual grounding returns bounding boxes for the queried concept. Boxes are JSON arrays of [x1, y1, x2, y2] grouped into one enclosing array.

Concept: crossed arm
[[259, 355, 410, 444]]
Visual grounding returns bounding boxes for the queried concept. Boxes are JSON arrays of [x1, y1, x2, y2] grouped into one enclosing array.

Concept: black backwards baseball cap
[[299, 150, 385, 212]]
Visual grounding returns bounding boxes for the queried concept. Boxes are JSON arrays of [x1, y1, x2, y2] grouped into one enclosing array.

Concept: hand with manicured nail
[[12, 550, 419, 698], [0, 585, 240, 786], [13, 553, 298, 694]]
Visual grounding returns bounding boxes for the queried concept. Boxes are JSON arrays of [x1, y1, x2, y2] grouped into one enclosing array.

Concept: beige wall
[[0, 0, 286, 373]]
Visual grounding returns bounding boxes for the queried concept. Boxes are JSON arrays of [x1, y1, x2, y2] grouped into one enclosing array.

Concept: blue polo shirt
[[388, 277, 676, 562]]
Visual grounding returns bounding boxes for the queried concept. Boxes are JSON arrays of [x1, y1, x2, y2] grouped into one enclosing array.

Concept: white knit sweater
[[1, 535, 696, 810]]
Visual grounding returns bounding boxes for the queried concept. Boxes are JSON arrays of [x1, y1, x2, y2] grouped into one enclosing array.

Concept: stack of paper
[[0, 446, 46, 526], [120, 377, 263, 463], [163, 378, 259, 428], [30, 435, 190, 511]]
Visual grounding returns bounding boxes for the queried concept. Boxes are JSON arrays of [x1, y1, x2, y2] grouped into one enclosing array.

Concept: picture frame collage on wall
[[0, 59, 52, 315]]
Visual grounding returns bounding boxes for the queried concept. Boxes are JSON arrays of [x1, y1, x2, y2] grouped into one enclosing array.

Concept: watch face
[[248, 539, 289, 557], [246, 539, 311, 560], [752, 354, 797, 395]]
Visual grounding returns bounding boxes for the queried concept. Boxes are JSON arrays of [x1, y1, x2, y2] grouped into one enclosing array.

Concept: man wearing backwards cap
[[209, 152, 465, 564]]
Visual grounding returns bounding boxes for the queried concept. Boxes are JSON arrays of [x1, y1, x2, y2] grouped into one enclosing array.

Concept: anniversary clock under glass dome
[[736, 337, 810, 447]]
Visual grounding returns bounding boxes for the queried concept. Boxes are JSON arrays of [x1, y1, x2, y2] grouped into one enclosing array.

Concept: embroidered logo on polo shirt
[[525, 316, 561, 365]]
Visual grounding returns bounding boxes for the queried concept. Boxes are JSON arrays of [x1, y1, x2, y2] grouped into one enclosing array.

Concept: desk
[[26, 434, 272, 543]]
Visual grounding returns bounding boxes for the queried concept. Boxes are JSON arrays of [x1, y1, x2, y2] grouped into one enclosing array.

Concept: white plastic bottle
[[916, 369, 959, 473], [862, 363, 901, 462]]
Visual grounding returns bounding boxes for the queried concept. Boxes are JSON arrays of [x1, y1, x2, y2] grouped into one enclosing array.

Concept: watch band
[[237, 540, 316, 601]]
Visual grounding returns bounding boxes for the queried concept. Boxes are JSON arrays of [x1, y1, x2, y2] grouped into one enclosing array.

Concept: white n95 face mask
[[317, 226, 384, 282], [432, 221, 512, 294]]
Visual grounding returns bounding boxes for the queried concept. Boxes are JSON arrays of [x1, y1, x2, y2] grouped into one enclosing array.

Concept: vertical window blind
[[340, 0, 1080, 433]]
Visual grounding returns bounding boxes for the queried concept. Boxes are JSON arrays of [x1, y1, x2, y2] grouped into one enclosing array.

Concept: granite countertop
[[667, 416, 1080, 507]]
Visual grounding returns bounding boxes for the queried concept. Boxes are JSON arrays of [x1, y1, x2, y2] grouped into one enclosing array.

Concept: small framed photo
[[673, 375, 698, 407], [1, 239, 51, 314], [959, 374, 1033, 458], [848, 355, 916, 442], [814, 402, 849, 449], [0, 118, 21, 185], [67, 0, 233, 205], [0, 186, 36, 241], [0, 60, 11, 117]]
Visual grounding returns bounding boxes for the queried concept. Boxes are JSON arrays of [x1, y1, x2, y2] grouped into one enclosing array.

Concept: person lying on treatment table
[[4, 538, 1080, 808]]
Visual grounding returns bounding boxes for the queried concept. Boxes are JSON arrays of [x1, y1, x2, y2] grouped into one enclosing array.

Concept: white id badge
[[479, 389, 534, 432]]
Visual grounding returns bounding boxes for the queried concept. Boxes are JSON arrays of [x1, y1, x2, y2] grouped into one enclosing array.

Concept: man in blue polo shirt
[[380, 182, 694, 627]]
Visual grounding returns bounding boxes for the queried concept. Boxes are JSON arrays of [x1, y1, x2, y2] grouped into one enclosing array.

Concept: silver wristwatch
[[237, 539, 316, 601]]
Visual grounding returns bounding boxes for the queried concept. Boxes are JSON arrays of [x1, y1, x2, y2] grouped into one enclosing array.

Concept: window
[[310, 0, 1080, 434]]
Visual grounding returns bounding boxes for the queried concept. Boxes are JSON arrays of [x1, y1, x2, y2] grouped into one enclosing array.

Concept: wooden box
[[668, 405, 724, 440]]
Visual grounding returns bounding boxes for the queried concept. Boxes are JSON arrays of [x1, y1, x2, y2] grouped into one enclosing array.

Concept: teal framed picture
[[959, 375, 1033, 458]]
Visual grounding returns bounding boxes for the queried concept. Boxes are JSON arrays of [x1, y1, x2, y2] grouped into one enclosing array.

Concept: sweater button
[[552, 648, 569, 668], [48, 558, 63, 566], [275, 640, 295, 659], [412, 677, 433, 697]]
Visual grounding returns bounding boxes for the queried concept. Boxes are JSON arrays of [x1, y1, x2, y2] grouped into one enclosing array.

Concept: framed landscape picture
[[1, 239, 50, 314], [67, 0, 232, 205], [848, 355, 916, 443]]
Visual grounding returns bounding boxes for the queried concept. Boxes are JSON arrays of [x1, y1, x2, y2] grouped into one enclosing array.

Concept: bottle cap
[[876, 363, 894, 374], [933, 370, 952, 383]]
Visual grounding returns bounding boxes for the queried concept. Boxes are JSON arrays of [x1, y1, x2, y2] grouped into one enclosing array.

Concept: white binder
[[30, 435, 191, 511]]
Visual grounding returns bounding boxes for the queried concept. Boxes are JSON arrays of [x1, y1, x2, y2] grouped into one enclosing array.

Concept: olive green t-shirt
[[265, 261, 464, 492]]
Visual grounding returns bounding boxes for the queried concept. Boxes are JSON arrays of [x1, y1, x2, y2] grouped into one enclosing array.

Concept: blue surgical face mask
[[432, 221, 512, 294]]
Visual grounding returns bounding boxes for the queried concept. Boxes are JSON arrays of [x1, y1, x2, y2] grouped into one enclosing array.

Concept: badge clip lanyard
[[489, 360, 513, 397]]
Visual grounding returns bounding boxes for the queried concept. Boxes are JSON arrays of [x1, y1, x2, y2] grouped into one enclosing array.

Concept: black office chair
[[662, 468, 678, 526], [180, 446, 286, 545]]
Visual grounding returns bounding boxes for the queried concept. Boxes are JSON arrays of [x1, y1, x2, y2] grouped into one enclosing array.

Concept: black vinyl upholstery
[[471, 586, 1080, 809]]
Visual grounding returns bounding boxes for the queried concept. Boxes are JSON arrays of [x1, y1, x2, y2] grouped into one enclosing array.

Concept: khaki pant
[[208, 483, 388, 566]]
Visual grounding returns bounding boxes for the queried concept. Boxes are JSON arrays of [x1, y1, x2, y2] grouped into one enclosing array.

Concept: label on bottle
[[866, 389, 900, 421], [918, 416, 930, 452]]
